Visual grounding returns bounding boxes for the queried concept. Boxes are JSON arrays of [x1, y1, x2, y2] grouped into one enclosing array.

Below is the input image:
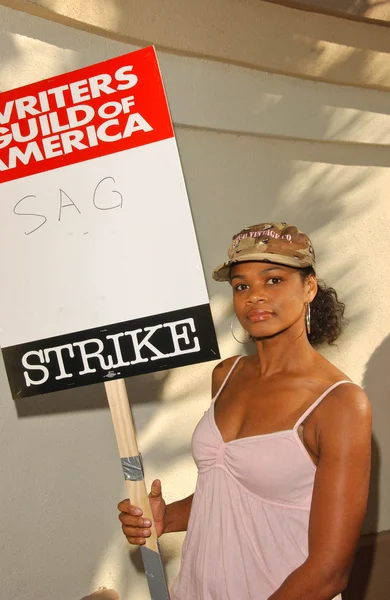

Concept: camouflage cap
[[212, 222, 316, 282]]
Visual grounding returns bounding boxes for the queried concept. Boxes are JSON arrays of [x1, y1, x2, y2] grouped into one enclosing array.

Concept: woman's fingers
[[116, 494, 166, 545], [118, 499, 152, 545], [122, 523, 152, 541], [117, 499, 142, 515], [127, 536, 147, 546], [118, 511, 151, 529], [120, 517, 152, 545]]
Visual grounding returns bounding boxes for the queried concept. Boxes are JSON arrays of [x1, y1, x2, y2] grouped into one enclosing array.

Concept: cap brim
[[212, 253, 315, 282]]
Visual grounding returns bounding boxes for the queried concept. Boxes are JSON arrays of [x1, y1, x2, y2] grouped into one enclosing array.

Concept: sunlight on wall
[[0, 4, 389, 600], [1, 33, 72, 89], [40, 0, 122, 32], [321, 105, 390, 145]]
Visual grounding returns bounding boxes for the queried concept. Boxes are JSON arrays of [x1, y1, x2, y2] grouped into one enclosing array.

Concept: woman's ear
[[306, 274, 318, 303]]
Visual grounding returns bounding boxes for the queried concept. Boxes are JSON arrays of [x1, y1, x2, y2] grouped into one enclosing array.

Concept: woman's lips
[[246, 310, 273, 322]]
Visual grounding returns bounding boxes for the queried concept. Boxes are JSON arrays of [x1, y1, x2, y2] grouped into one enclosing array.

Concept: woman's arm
[[268, 384, 372, 600], [163, 494, 194, 533]]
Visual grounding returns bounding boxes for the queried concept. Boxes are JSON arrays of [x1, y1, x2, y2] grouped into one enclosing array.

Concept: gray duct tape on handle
[[121, 454, 144, 481], [141, 545, 171, 600]]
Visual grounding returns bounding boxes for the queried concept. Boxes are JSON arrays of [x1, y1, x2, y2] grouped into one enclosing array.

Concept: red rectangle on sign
[[0, 47, 174, 183]]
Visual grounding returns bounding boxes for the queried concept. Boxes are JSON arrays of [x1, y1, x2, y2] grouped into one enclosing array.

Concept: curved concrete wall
[[2, 0, 390, 89], [0, 3, 389, 599]]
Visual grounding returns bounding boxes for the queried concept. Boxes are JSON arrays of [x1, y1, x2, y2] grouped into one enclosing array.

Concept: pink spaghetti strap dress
[[170, 356, 349, 600]]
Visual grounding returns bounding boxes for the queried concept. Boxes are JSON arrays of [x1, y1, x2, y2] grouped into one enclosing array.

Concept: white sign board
[[0, 47, 219, 398]]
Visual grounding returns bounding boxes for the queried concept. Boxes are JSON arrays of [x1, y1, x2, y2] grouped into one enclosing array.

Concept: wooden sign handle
[[105, 378, 170, 599], [104, 378, 158, 551]]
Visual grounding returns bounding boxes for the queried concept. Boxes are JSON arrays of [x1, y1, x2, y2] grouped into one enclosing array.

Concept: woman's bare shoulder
[[314, 371, 371, 438], [322, 380, 370, 416], [305, 353, 370, 420]]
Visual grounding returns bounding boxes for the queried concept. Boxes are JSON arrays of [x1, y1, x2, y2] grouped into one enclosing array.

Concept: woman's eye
[[267, 277, 282, 285], [235, 284, 248, 292]]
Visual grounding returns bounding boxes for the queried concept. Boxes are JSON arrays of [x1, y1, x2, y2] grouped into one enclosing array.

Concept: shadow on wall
[[46, 0, 390, 76], [0, 4, 389, 600], [343, 437, 380, 600], [14, 369, 173, 417], [344, 333, 390, 600]]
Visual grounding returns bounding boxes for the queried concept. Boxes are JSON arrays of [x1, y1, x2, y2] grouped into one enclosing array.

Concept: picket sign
[[0, 47, 219, 599]]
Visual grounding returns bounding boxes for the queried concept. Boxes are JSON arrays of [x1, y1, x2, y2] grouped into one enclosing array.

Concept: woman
[[118, 222, 372, 600]]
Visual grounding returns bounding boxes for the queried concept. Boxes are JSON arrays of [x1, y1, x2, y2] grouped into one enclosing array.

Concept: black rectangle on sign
[[2, 304, 220, 399]]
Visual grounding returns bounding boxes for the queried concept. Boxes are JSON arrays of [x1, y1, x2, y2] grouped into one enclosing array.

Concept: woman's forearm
[[267, 559, 347, 600], [163, 494, 194, 534]]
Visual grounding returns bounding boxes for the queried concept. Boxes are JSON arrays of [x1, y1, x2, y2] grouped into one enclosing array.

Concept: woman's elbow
[[307, 559, 351, 597], [327, 569, 350, 596]]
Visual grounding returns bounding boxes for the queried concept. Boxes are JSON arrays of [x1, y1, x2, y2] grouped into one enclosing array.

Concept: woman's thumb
[[149, 479, 162, 498]]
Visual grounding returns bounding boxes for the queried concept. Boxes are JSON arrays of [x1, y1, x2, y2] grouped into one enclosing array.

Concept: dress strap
[[212, 355, 243, 403], [293, 380, 351, 430]]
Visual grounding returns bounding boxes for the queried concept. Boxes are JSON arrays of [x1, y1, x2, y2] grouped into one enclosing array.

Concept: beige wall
[[0, 2, 389, 599], [2, 0, 390, 89], [263, 0, 390, 25]]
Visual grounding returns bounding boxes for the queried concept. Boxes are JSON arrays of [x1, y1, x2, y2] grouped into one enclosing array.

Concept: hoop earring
[[305, 302, 311, 335], [230, 315, 252, 344]]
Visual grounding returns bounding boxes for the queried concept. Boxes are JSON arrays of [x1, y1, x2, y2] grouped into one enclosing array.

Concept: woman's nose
[[247, 287, 268, 304]]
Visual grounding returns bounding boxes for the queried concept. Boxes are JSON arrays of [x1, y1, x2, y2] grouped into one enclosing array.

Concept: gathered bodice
[[192, 403, 317, 509]]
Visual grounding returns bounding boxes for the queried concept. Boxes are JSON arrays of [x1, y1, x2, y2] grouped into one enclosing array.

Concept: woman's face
[[230, 262, 317, 340]]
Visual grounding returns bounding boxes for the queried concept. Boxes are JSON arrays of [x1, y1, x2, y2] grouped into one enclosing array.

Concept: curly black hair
[[299, 267, 346, 347]]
